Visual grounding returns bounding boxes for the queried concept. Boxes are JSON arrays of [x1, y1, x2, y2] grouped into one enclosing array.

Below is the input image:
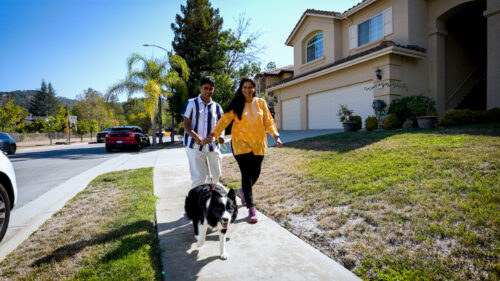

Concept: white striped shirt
[[181, 95, 224, 152]]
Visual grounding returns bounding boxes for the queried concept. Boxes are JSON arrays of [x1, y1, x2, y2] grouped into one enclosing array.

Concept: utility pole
[[67, 116, 71, 144]]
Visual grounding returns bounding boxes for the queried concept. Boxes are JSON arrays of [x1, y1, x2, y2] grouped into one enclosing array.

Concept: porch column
[[428, 25, 447, 118], [485, 1, 500, 109]]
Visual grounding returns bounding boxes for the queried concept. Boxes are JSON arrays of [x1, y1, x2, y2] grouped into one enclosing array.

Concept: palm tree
[[107, 53, 189, 145]]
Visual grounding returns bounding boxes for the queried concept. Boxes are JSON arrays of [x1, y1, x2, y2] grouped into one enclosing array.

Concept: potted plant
[[415, 96, 437, 129], [337, 104, 357, 132]]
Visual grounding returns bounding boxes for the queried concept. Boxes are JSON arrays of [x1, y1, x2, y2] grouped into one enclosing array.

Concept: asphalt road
[[9, 143, 128, 208]]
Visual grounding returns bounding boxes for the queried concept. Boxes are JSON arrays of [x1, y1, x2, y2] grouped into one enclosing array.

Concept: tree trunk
[[158, 96, 163, 144], [151, 117, 157, 146], [171, 108, 175, 143]]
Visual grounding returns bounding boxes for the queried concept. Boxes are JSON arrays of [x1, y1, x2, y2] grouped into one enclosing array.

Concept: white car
[[0, 153, 17, 242]]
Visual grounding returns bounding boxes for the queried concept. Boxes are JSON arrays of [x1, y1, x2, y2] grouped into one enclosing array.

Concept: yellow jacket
[[212, 98, 279, 156]]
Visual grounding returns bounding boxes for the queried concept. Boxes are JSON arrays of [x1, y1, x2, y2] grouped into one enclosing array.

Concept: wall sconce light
[[375, 68, 382, 80]]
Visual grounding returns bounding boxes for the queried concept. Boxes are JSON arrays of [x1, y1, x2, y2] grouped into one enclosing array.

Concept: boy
[[182, 76, 225, 188]]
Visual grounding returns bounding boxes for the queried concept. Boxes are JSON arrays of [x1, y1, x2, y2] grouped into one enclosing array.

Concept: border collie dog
[[184, 184, 238, 260]]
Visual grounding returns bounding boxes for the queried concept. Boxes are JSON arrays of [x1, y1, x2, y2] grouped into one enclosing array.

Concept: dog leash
[[194, 140, 226, 190]]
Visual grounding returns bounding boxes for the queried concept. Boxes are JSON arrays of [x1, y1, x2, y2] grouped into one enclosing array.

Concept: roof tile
[[267, 41, 426, 89]]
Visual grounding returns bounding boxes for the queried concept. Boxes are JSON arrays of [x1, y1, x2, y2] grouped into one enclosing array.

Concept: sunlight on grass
[[222, 124, 500, 281], [0, 168, 161, 281]]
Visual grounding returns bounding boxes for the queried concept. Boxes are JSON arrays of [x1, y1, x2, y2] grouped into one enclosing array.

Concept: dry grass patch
[[221, 124, 500, 281], [0, 168, 161, 281]]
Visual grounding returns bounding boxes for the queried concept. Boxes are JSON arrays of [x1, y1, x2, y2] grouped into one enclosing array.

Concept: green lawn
[[222, 124, 500, 281], [0, 168, 161, 281]]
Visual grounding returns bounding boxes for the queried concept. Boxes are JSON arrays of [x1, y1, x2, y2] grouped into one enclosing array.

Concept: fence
[[8, 132, 98, 147]]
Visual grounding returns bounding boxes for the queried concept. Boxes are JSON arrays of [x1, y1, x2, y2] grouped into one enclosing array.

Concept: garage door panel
[[308, 83, 374, 129], [282, 98, 301, 130]]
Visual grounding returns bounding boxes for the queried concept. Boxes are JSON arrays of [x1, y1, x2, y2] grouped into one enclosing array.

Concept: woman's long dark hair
[[225, 77, 257, 120]]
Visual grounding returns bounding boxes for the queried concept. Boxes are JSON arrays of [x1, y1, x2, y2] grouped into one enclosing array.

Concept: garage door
[[308, 83, 374, 129], [282, 98, 301, 130]]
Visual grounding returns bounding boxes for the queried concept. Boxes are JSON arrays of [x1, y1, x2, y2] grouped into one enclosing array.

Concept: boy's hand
[[194, 136, 203, 146], [218, 137, 225, 144], [201, 137, 211, 145]]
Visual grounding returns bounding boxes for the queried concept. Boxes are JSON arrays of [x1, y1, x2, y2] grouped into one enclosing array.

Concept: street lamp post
[[143, 43, 175, 143]]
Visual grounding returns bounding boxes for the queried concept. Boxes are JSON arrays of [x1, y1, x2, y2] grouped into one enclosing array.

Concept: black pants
[[233, 152, 264, 208]]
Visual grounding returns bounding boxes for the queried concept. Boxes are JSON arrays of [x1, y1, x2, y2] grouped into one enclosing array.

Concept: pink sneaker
[[238, 188, 246, 207], [248, 207, 258, 223]]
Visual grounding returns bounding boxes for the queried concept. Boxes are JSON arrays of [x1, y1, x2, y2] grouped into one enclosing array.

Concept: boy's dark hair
[[199, 76, 216, 86]]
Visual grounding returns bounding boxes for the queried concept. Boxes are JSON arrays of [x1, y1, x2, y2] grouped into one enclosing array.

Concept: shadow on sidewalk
[[157, 216, 218, 280], [157, 209, 251, 280]]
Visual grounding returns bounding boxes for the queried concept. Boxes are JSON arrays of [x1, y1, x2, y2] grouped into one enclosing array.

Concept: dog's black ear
[[227, 188, 236, 200]]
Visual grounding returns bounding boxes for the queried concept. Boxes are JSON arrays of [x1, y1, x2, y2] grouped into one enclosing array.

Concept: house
[[24, 115, 48, 124], [266, 0, 499, 130], [255, 65, 294, 95]]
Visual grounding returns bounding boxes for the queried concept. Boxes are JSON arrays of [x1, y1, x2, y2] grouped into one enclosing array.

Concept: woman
[[208, 77, 282, 223]]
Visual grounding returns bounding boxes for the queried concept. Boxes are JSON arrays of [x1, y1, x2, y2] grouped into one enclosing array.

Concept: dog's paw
[[220, 252, 229, 260]]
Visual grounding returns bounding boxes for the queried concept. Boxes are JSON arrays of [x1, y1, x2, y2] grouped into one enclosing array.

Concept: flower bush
[[337, 104, 353, 122]]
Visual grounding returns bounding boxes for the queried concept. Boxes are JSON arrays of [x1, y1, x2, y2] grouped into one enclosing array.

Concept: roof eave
[[285, 13, 340, 46], [267, 46, 426, 91], [341, 0, 379, 18]]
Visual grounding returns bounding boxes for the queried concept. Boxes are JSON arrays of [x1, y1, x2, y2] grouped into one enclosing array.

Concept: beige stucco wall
[[272, 0, 497, 128], [288, 0, 413, 79], [290, 16, 337, 76], [426, 0, 490, 115], [408, 0, 428, 48], [341, 0, 409, 58], [273, 55, 395, 130], [485, 0, 500, 109]]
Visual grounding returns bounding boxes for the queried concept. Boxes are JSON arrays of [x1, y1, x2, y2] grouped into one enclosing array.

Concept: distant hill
[[0, 90, 76, 109]]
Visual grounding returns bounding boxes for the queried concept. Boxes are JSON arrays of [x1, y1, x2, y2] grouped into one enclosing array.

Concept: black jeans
[[233, 152, 264, 208]]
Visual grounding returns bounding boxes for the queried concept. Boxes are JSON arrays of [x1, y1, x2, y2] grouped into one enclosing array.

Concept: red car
[[105, 126, 150, 152]]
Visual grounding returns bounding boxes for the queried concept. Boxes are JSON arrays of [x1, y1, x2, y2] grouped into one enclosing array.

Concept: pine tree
[[29, 80, 60, 117], [171, 0, 224, 98]]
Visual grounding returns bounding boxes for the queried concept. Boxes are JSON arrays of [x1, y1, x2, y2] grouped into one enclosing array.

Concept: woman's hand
[[218, 137, 225, 144], [275, 136, 282, 148]]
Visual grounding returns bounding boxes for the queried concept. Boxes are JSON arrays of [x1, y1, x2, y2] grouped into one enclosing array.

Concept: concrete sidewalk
[[153, 147, 361, 281]]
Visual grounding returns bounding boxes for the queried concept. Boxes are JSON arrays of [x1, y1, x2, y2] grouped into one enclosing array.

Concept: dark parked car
[[0, 133, 16, 155], [105, 126, 150, 152], [96, 127, 112, 143]]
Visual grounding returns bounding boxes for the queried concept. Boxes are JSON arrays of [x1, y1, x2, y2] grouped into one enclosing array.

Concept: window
[[306, 33, 323, 62], [358, 14, 383, 46]]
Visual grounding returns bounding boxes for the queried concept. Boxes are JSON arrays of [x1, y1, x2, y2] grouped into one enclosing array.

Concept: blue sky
[[0, 0, 360, 100]]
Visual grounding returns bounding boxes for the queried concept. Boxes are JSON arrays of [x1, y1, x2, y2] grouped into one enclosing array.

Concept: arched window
[[306, 33, 323, 62]]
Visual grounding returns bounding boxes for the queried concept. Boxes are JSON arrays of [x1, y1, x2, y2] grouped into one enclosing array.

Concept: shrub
[[402, 119, 414, 129], [350, 115, 362, 131], [440, 109, 475, 127], [388, 96, 436, 122], [365, 116, 378, 131], [488, 107, 500, 122], [383, 113, 400, 130], [473, 110, 490, 124]]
